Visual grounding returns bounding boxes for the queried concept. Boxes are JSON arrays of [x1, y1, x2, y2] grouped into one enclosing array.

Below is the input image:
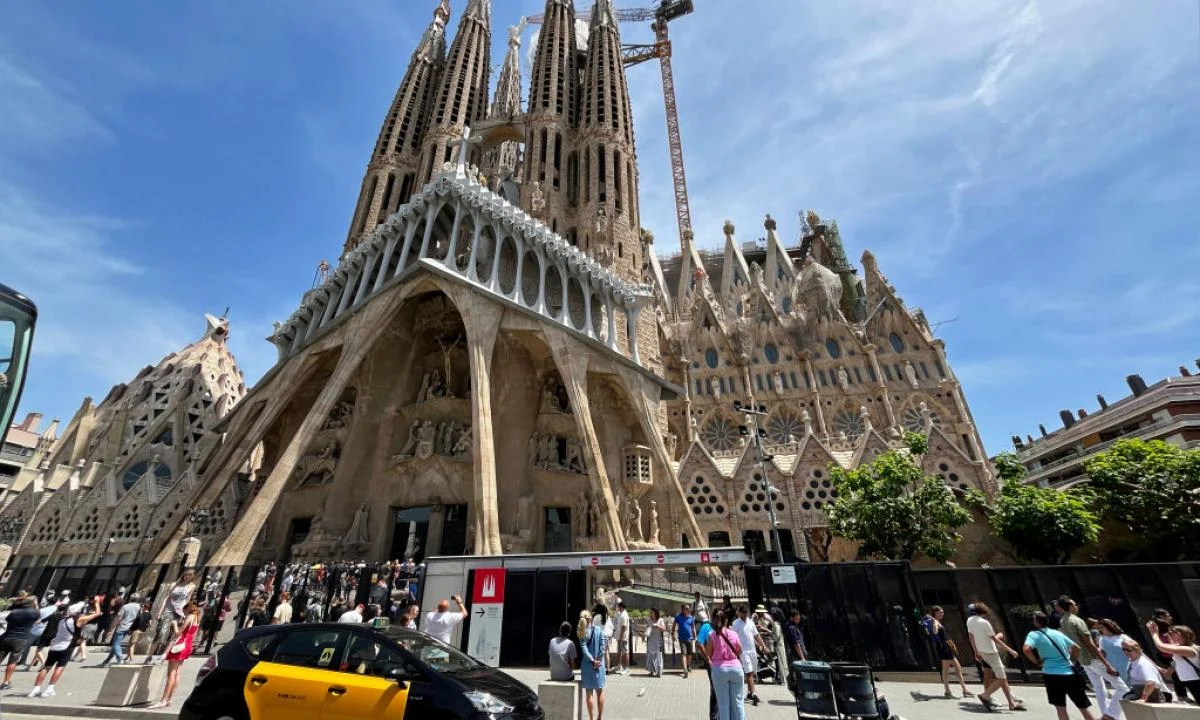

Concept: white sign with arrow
[[467, 568, 506, 667]]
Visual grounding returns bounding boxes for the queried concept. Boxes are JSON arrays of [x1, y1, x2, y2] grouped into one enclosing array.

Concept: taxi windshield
[[383, 628, 484, 673]]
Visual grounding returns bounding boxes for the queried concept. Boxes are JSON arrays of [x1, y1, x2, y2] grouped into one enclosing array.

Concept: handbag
[[1037, 630, 1088, 680], [170, 639, 187, 654]]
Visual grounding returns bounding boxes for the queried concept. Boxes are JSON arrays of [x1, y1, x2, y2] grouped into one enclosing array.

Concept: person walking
[[100, 592, 142, 666], [548, 621, 578, 681], [1090, 619, 1133, 720], [1145, 621, 1200, 703], [612, 601, 631, 675], [399, 603, 419, 630], [271, 591, 293, 624], [1054, 597, 1117, 708], [1023, 611, 1097, 720], [705, 609, 746, 720], [581, 604, 608, 720], [25, 601, 102, 698], [644, 607, 665, 678], [732, 605, 766, 706], [424, 595, 467, 644], [149, 570, 196, 664], [695, 607, 718, 720], [921, 605, 972, 698], [147, 601, 201, 709], [0, 597, 57, 690], [966, 602, 1025, 711], [244, 597, 271, 627], [675, 603, 696, 678], [1151, 608, 1191, 703]]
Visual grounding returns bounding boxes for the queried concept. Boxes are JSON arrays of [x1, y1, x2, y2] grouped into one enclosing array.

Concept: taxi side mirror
[[384, 664, 412, 686]]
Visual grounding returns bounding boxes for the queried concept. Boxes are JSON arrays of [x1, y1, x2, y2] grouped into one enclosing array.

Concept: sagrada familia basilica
[[1, 0, 994, 573]]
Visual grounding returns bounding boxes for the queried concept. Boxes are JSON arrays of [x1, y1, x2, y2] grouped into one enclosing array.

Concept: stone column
[[448, 292, 505, 556], [804, 358, 828, 436], [613, 364, 707, 551], [864, 345, 897, 428], [545, 329, 627, 552]]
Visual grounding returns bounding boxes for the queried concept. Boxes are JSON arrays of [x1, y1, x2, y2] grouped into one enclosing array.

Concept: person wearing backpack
[[1146, 621, 1200, 704], [100, 593, 142, 666], [26, 602, 102, 698]]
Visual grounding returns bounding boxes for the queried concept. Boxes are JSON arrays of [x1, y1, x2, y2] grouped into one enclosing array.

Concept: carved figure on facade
[[293, 440, 339, 487], [575, 491, 591, 541], [391, 418, 472, 463], [529, 432, 586, 474], [648, 500, 660, 545], [417, 369, 449, 403], [905, 361, 920, 389], [588, 492, 603, 540], [344, 503, 371, 546], [529, 181, 546, 215], [542, 373, 572, 414], [838, 367, 850, 392]]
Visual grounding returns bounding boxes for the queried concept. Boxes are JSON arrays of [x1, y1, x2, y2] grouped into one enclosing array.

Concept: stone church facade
[[3, 0, 995, 572]]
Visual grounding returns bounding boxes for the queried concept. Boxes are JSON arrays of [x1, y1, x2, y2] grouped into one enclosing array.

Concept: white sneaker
[[26, 688, 42, 698], [41, 687, 56, 698]]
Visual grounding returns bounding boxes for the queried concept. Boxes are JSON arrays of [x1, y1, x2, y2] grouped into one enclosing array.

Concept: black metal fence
[[746, 561, 1200, 673]]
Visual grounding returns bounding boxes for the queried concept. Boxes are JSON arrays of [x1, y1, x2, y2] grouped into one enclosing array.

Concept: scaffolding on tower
[[524, 0, 696, 254]]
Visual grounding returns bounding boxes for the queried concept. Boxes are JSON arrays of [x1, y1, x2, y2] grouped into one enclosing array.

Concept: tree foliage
[[827, 432, 971, 562], [1084, 439, 1200, 559], [989, 452, 1100, 564]]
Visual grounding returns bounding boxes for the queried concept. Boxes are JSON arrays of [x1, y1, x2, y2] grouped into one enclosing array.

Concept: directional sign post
[[467, 568, 505, 667]]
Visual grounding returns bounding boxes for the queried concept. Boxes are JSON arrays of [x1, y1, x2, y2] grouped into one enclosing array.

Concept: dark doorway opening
[[440, 504, 469, 556], [543, 508, 572, 553], [287, 517, 312, 562], [391, 506, 432, 562]]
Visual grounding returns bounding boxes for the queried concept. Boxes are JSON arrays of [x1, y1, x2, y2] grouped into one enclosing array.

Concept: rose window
[[702, 416, 739, 452], [833, 410, 865, 440], [766, 411, 803, 445], [901, 407, 942, 433]]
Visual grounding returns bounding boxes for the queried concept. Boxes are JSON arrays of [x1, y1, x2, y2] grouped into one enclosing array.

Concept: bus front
[[0, 283, 37, 447]]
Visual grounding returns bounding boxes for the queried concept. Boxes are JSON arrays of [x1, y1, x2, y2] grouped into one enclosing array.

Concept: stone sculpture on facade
[[648, 500, 660, 545], [905, 361, 920, 389], [293, 440, 340, 487], [391, 418, 472, 463]]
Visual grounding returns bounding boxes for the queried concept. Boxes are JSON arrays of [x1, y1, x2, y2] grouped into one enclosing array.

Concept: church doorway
[[543, 507, 571, 553], [285, 517, 312, 562], [389, 504, 469, 561]]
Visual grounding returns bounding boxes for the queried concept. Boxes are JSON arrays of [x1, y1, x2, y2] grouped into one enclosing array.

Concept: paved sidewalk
[[0, 654, 1075, 720]]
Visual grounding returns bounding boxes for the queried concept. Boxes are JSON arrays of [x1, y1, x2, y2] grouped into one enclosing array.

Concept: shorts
[[0, 637, 29, 661], [1043, 673, 1090, 709], [43, 649, 71, 668], [679, 639, 695, 655], [740, 651, 757, 674], [617, 637, 630, 656], [979, 652, 1006, 679]]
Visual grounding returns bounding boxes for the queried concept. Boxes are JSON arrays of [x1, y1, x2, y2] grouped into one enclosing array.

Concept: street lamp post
[[735, 400, 785, 565]]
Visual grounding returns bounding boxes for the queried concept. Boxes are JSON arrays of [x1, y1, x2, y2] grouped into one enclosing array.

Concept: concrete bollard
[[538, 680, 578, 720], [1119, 699, 1200, 719]]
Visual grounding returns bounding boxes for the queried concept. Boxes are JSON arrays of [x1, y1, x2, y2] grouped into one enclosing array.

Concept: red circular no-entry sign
[[623, 555, 632, 565], [656, 553, 665, 564], [590, 556, 600, 566]]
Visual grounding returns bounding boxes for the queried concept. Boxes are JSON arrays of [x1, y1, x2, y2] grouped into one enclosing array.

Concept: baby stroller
[[791, 661, 896, 719], [756, 645, 782, 684]]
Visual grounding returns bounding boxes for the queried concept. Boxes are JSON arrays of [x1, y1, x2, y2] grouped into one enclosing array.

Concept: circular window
[[766, 410, 803, 445], [814, 469, 823, 479], [833, 410, 865, 440], [826, 339, 841, 359], [889, 332, 905, 353], [705, 348, 719, 369], [121, 461, 172, 492], [764, 343, 779, 364], [740, 504, 750, 513], [702, 417, 739, 452], [938, 463, 949, 472], [901, 407, 942, 433], [802, 501, 812, 510], [687, 496, 696, 505]]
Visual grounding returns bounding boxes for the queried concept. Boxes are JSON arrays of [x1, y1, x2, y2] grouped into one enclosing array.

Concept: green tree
[[826, 432, 971, 562], [1084, 439, 1200, 559], [989, 452, 1100, 564]]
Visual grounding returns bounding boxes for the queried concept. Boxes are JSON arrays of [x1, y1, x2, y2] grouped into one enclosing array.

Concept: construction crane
[[524, 0, 696, 253]]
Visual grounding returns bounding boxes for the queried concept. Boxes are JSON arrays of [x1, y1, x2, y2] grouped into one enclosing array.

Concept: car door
[[318, 631, 412, 720], [243, 626, 351, 720]]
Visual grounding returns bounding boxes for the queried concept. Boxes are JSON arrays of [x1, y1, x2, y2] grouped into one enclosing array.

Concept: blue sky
[[2, 0, 1197, 455]]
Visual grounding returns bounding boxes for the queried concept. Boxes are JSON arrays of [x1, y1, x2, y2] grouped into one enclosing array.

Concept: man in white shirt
[[425, 595, 468, 644], [966, 603, 1023, 711], [613, 602, 630, 675], [272, 592, 294, 624], [733, 605, 767, 705], [337, 604, 365, 624]]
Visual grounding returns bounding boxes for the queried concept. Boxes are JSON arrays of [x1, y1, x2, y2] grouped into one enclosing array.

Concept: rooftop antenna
[[930, 317, 959, 333]]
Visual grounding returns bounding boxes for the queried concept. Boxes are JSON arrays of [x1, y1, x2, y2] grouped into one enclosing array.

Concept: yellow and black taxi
[[179, 622, 543, 720]]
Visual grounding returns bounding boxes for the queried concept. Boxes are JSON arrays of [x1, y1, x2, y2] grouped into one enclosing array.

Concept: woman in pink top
[[704, 610, 746, 720]]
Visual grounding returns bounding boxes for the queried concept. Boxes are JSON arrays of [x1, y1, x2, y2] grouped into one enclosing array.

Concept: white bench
[[1120, 700, 1200, 719], [537, 680, 578, 720], [95, 663, 167, 707]]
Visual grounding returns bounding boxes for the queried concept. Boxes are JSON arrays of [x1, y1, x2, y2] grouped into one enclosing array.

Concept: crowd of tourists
[[921, 596, 1199, 719], [0, 569, 202, 707], [546, 593, 810, 720]]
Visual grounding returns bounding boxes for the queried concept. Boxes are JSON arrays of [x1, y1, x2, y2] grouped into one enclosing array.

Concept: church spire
[[578, 0, 639, 279], [343, 0, 450, 256], [420, 0, 492, 182], [482, 24, 523, 182]]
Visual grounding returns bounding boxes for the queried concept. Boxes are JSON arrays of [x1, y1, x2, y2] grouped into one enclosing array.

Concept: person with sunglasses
[[1122, 639, 1169, 704]]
